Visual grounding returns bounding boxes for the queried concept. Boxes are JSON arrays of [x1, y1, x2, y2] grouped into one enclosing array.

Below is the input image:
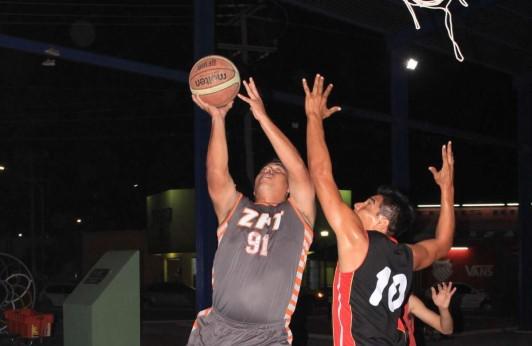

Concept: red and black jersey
[[332, 231, 413, 346], [400, 303, 416, 346]]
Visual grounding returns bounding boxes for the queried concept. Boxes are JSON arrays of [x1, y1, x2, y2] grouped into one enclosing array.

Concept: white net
[[0, 253, 36, 335], [402, 0, 469, 61]]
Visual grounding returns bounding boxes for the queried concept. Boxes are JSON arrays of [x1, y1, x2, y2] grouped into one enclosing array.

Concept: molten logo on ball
[[189, 55, 240, 107], [193, 72, 229, 88]]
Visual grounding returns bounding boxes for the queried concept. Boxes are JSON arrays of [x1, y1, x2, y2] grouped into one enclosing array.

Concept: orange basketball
[[189, 55, 241, 107]]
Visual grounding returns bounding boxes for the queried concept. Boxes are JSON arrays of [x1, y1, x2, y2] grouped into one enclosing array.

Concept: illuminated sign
[[465, 265, 494, 277]]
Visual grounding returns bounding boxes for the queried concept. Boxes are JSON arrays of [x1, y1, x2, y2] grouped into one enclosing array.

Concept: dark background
[[0, 0, 527, 243]]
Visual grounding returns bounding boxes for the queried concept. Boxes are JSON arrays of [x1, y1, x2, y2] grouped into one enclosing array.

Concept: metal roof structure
[[0, 0, 530, 231]]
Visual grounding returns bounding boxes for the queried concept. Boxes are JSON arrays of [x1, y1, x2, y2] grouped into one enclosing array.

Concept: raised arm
[[408, 283, 456, 335], [237, 77, 315, 225], [192, 94, 238, 223], [409, 142, 455, 270], [304, 74, 368, 273]]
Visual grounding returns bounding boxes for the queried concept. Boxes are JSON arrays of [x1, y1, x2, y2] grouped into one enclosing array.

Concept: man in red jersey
[[303, 74, 455, 346]]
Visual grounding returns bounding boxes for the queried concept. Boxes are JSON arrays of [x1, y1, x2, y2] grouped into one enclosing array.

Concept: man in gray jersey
[[187, 77, 316, 346]]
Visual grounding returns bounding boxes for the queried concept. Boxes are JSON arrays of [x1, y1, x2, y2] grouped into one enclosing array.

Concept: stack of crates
[[3, 308, 54, 338]]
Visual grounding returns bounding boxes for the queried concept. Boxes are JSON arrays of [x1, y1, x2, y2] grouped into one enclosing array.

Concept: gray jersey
[[213, 194, 312, 325]]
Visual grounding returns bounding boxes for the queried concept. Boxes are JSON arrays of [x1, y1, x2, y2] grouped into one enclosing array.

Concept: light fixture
[[450, 246, 468, 251], [406, 58, 418, 70], [17, 233, 23, 238], [76, 218, 82, 224], [320, 230, 329, 237], [42, 58, 56, 67], [417, 204, 440, 208], [506, 203, 519, 206], [0, 165, 5, 171], [133, 184, 139, 188], [417, 204, 461, 208], [45, 47, 60, 57], [462, 203, 505, 207]]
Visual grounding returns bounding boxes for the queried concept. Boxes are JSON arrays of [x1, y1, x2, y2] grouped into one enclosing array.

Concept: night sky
[[0, 0, 525, 238]]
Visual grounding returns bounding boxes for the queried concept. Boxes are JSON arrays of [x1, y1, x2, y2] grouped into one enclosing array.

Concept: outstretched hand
[[302, 74, 341, 120], [431, 282, 457, 309], [237, 77, 268, 121], [192, 94, 233, 119], [428, 141, 454, 190]]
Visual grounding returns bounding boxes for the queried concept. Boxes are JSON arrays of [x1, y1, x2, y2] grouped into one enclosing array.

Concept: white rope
[[402, 0, 468, 61], [0, 253, 36, 335], [5, 274, 33, 305]]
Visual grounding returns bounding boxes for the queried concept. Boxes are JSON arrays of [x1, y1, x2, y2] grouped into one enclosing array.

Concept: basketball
[[189, 55, 241, 107]]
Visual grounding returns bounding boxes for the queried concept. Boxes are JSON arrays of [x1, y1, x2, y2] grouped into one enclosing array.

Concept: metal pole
[[241, 13, 255, 186], [193, 0, 217, 311], [29, 148, 36, 275], [515, 77, 532, 330], [389, 47, 410, 193]]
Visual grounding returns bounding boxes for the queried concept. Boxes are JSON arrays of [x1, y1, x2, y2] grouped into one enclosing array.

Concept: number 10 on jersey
[[369, 266, 407, 312]]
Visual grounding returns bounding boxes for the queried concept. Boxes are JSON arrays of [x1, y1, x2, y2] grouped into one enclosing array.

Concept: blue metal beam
[[0, 34, 516, 150], [390, 48, 410, 193], [193, 0, 217, 312], [0, 32, 517, 151], [0, 34, 187, 82]]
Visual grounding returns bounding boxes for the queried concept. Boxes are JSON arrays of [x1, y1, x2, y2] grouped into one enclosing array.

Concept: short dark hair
[[376, 186, 415, 237], [263, 158, 286, 171]]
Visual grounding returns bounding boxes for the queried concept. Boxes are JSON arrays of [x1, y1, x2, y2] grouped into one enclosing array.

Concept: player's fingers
[[428, 166, 438, 177], [450, 287, 457, 296], [191, 94, 199, 104], [237, 93, 251, 104], [242, 80, 253, 98], [302, 78, 311, 95], [221, 101, 234, 112], [318, 75, 325, 94], [312, 74, 320, 95], [323, 83, 334, 99], [447, 141, 454, 164], [192, 94, 207, 109], [325, 106, 342, 118], [248, 77, 260, 97]]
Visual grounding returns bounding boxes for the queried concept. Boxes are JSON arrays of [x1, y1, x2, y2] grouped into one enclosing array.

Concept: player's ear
[[376, 214, 389, 232]]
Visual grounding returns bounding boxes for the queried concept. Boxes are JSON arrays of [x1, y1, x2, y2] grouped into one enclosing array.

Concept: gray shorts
[[187, 309, 290, 346]]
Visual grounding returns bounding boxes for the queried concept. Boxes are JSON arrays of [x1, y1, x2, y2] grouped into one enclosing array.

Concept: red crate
[[3, 309, 20, 335], [3, 309, 54, 338], [4, 308, 34, 335], [19, 314, 54, 338]]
